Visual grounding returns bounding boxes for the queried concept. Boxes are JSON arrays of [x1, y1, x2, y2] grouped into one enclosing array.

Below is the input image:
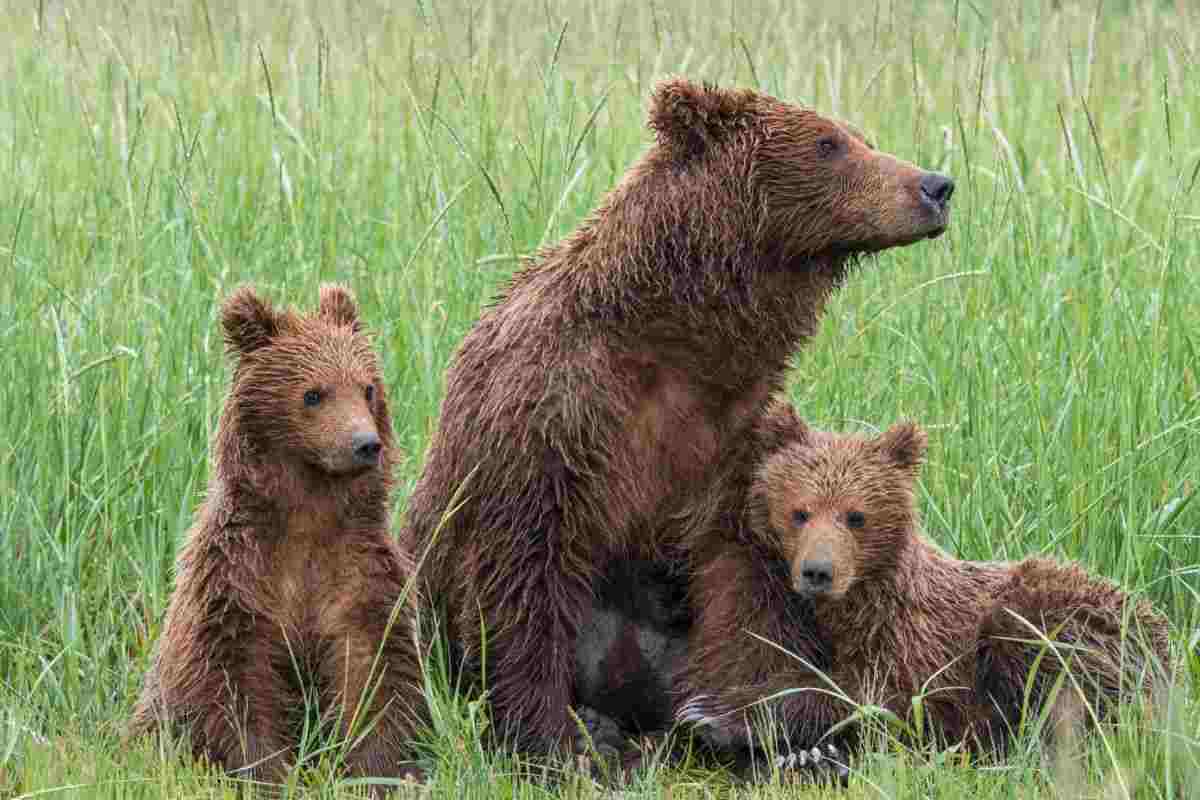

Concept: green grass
[[2, 0, 1199, 796]]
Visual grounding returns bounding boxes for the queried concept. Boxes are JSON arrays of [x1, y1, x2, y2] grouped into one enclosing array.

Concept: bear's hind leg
[[974, 559, 1171, 749]]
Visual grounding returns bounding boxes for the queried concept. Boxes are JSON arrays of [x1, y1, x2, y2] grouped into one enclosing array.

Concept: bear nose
[[798, 560, 834, 595], [919, 172, 955, 210], [352, 431, 382, 466]]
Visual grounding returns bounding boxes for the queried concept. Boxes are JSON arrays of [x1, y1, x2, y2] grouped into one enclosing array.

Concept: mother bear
[[404, 77, 954, 754]]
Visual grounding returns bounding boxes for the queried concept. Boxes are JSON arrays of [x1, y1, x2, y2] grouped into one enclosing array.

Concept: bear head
[[647, 78, 953, 258], [219, 284, 392, 479], [750, 420, 927, 604]]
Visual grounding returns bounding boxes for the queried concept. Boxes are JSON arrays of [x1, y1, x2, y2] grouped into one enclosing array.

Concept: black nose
[[352, 431, 382, 466], [919, 172, 954, 210], [799, 560, 834, 595]]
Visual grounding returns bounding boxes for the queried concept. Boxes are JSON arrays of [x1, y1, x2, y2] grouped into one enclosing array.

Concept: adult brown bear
[[404, 77, 954, 754]]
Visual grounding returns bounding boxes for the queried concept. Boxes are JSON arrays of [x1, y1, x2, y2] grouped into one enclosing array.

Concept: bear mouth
[[316, 456, 380, 477], [922, 209, 950, 239]]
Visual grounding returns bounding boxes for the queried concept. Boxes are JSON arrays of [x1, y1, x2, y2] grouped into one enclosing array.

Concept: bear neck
[[210, 417, 392, 533], [513, 154, 853, 384]]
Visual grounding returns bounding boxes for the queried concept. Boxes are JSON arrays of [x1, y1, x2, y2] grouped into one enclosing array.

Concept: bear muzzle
[[795, 558, 835, 597], [317, 423, 383, 475], [351, 430, 383, 467], [917, 170, 954, 237]]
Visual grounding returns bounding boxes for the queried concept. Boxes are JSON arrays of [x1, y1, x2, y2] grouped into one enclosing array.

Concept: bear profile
[[127, 285, 427, 788], [404, 76, 954, 754], [679, 413, 1172, 759]]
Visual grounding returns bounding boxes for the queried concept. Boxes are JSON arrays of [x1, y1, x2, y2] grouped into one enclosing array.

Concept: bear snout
[[919, 172, 954, 211], [917, 171, 954, 236], [351, 430, 383, 467], [796, 559, 835, 597]]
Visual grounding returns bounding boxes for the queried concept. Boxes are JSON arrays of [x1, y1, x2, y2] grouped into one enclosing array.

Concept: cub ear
[[755, 396, 811, 453], [221, 285, 282, 355], [318, 283, 361, 331], [875, 421, 927, 472], [647, 77, 757, 155]]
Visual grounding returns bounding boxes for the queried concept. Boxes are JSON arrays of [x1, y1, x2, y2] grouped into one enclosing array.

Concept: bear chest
[[620, 361, 773, 541]]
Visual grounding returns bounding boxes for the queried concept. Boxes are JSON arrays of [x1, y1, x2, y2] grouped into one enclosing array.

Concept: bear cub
[[128, 285, 427, 787], [680, 408, 1172, 758]]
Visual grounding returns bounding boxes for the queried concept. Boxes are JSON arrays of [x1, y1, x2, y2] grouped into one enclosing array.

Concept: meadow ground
[[1, 0, 1199, 797]]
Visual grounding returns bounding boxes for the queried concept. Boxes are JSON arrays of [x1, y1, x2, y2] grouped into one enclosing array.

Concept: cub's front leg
[[319, 545, 429, 788], [676, 546, 847, 772]]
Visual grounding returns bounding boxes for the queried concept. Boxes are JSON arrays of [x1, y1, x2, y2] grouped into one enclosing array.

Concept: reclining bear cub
[[678, 402, 1172, 757]]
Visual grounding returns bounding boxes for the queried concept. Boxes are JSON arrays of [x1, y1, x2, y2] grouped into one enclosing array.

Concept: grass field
[[2, 0, 1199, 797]]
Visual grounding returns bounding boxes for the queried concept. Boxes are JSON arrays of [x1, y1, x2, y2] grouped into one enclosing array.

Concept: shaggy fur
[[403, 77, 953, 754], [128, 286, 427, 787], [574, 403, 820, 757], [679, 411, 1172, 756]]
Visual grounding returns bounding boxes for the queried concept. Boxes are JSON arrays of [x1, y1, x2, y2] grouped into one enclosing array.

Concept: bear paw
[[676, 695, 740, 749], [572, 705, 626, 762], [774, 743, 849, 786]]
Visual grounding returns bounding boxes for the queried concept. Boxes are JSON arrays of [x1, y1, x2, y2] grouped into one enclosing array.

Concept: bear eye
[[792, 509, 810, 526], [364, 384, 375, 403], [818, 136, 839, 158], [303, 389, 322, 407], [846, 511, 865, 529]]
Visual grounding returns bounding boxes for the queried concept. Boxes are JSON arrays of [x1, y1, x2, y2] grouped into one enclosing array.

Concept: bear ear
[[221, 285, 282, 355], [317, 283, 361, 331], [875, 421, 927, 472], [647, 77, 756, 155], [755, 396, 811, 453]]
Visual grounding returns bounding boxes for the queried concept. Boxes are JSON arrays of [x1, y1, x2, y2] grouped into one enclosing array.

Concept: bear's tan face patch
[[754, 104, 952, 257], [757, 424, 926, 604]]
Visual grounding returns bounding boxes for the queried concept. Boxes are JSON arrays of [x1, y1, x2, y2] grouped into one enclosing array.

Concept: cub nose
[[798, 560, 834, 596], [919, 172, 955, 210], [351, 431, 382, 466]]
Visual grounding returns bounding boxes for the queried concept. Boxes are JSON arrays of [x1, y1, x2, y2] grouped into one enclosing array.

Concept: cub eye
[[303, 389, 322, 407], [846, 511, 865, 529], [364, 384, 375, 403], [792, 509, 810, 526], [818, 137, 839, 158]]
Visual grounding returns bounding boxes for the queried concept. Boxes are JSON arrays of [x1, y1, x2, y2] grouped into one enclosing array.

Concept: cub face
[[752, 422, 927, 604], [220, 284, 390, 477]]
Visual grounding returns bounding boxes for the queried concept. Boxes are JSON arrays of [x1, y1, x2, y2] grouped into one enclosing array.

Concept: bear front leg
[[194, 636, 297, 786], [454, 532, 593, 757], [677, 547, 845, 755], [321, 569, 428, 787]]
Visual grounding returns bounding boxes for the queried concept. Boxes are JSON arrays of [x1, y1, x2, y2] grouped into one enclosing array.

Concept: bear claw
[[774, 744, 849, 786]]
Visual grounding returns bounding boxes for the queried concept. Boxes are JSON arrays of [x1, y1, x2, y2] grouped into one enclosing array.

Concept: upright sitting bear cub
[[405, 76, 953, 754], [680, 407, 1172, 757], [129, 286, 427, 786]]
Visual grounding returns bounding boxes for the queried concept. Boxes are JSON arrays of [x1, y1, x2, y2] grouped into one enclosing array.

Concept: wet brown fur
[[127, 285, 427, 786], [680, 410, 1172, 756], [404, 77, 952, 754]]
